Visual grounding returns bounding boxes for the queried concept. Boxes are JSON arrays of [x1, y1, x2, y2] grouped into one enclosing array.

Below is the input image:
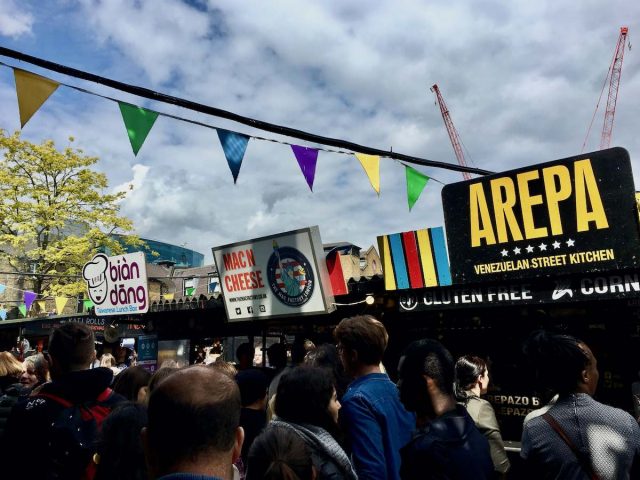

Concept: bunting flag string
[[56, 296, 70, 315], [217, 129, 250, 183], [118, 102, 159, 156], [18, 304, 26, 317], [355, 153, 381, 195], [1, 60, 462, 208], [37, 300, 47, 312], [13, 69, 60, 127], [24, 291, 37, 311], [405, 165, 430, 211], [291, 145, 319, 191]]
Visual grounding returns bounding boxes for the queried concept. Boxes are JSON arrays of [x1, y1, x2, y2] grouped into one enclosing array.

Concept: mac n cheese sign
[[442, 148, 640, 283]]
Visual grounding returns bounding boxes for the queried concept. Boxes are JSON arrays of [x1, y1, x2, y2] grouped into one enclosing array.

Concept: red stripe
[[402, 231, 424, 288]]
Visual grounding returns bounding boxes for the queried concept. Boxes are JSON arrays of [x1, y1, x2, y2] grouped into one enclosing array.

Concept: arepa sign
[[82, 252, 149, 316]]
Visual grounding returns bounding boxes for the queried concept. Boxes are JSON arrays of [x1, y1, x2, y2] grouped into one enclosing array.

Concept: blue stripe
[[389, 234, 410, 289], [431, 227, 452, 286]]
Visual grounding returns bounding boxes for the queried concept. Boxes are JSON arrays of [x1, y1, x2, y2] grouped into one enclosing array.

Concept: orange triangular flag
[[55, 296, 69, 315], [14, 69, 60, 128], [355, 153, 380, 195]]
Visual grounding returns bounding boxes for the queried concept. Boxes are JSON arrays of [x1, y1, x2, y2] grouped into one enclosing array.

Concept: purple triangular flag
[[291, 145, 319, 191], [24, 291, 37, 310]]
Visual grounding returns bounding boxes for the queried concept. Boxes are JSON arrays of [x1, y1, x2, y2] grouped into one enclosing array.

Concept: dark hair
[[48, 323, 95, 372], [275, 366, 337, 434], [454, 355, 487, 402], [334, 315, 388, 366], [147, 367, 179, 394], [113, 366, 152, 402], [236, 369, 269, 407], [94, 402, 148, 480], [146, 366, 241, 473], [523, 330, 591, 395], [246, 425, 314, 480], [236, 343, 254, 362], [267, 343, 287, 370], [398, 338, 454, 414], [304, 343, 350, 400]]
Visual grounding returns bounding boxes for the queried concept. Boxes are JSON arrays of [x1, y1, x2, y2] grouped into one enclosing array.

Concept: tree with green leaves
[[0, 129, 142, 299]]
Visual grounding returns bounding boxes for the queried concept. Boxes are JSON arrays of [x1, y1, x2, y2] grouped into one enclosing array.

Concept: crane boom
[[600, 26, 629, 150], [431, 84, 471, 180]]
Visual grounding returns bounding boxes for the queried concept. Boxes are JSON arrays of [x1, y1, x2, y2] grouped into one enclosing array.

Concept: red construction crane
[[431, 84, 471, 180], [600, 26, 629, 150]]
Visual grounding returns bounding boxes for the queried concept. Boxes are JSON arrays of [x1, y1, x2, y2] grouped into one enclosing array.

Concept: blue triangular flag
[[0, 284, 5, 294], [0, 309, 6, 320], [216, 129, 250, 184]]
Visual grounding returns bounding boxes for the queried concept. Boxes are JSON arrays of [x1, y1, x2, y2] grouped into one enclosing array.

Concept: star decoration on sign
[[552, 241, 561, 249], [526, 245, 534, 253], [501, 249, 509, 257], [513, 247, 521, 255], [566, 238, 575, 247], [539, 243, 548, 251]]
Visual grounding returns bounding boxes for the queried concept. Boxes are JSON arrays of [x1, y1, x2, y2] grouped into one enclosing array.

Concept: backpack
[[37, 388, 119, 480]]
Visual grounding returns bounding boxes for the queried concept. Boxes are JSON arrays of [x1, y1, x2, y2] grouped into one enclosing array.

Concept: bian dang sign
[[442, 148, 640, 283]]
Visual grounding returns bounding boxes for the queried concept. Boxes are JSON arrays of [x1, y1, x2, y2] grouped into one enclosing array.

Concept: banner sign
[[399, 270, 640, 312], [378, 227, 452, 290], [442, 148, 640, 283], [212, 226, 335, 321], [82, 252, 149, 316]]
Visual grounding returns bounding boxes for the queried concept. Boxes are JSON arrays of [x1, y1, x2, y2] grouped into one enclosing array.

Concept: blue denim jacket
[[341, 373, 416, 480]]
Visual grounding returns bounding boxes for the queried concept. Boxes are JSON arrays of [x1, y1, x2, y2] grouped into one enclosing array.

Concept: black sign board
[[399, 269, 640, 312], [442, 148, 640, 283]]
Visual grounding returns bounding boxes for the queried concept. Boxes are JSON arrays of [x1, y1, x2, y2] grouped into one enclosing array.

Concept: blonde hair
[[0, 351, 24, 378], [100, 353, 117, 368]]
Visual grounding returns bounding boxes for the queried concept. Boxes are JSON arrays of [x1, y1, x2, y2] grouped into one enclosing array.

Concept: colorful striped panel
[[377, 227, 452, 290], [416, 229, 438, 287], [430, 227, 452, 286], [402, 231, 424, 289], [389, 233, 410, 289]]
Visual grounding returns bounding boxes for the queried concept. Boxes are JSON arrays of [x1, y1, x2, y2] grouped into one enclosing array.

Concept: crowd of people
[[0, 315, 639, 479]]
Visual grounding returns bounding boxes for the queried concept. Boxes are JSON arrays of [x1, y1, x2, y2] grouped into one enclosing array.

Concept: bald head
[[145, 366, 241, 475]]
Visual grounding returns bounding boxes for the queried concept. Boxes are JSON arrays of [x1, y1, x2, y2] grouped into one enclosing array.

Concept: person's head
[[236, 369, 269, 409], [209, 359, 237, 379], [48, 323, 96, 378], [142, 366, 243, 478], [267, 343, 287, 370], [0, 351, 23, 380], [236, 343, 255, 369], [246, 426, 315, 480], [397, 338, 455, 417], [275, 366, 340, 432], [454, 355, 489, 401], [94, 402, 148, 480], [146, 367, 179, 400], [304, 344, 350, 401], [334, 315, 388, 376], [523, 330, 599, 396], [113, 366, 152, 403], [100, 353, 117, 368], [20, 353, 50, 387]]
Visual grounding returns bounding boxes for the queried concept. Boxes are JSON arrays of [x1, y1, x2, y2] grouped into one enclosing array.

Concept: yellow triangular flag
[[355, 153, 380, 195], [55, 296, 69, 315], [14, 69, 60, 128], [164, 293, 175, 301], [37, 300, 47, 312]]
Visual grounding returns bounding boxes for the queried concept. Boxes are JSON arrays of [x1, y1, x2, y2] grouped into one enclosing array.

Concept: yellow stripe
[[377, 235, 397, 290], [416, 229, 438, 287]]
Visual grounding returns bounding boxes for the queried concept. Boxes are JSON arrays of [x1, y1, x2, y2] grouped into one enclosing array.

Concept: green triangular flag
[[406, 165, 430, 211], [18, 304, 27, 317], [118, 102, 159, 156], [186, 287, 195, 296], [83, 299, 94, 310]]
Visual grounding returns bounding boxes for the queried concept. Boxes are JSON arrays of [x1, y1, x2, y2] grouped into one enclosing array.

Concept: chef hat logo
[[83, 254, 108, 287]]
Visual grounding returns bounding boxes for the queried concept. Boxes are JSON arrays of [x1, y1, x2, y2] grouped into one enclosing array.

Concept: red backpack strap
[[37, 391, 73, 408], [96, 388, 113, 403]]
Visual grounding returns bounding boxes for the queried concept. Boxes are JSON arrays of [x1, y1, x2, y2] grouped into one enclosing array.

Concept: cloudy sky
[[0, 0, 638, 263]]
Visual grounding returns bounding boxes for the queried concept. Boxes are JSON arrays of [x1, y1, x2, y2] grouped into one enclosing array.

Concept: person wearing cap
[[397, 338, 493, 480]]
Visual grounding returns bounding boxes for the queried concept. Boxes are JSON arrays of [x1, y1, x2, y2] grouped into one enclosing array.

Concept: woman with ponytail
[[454, 355, 510, 477], [521, 330, 640, 479]]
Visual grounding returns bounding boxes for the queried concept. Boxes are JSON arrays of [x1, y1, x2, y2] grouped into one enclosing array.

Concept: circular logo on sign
[[267, 246, 315, 307], [400, 293, 418, 311]]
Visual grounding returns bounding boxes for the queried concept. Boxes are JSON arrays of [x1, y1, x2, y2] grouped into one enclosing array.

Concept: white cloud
[[0, 1, 33, 38]]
